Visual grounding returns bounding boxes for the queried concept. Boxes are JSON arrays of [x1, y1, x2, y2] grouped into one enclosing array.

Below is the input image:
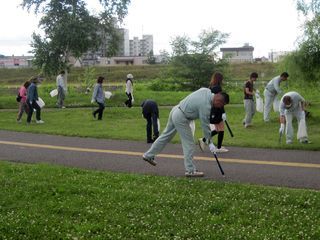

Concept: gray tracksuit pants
[[263, 89, 277, 122], [243, 99, 255, 126], [285, 109, 308, 143], [143, 106, 196, 172]]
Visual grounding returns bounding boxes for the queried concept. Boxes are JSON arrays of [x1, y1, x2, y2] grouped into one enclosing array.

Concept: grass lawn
[[0, 104, 319, 150], [1, 161, 319, 239]]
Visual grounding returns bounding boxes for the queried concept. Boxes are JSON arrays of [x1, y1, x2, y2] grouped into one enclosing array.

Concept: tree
[[21, 0, 130, 77], [169, 29, 229, 89], [146, 50, 156, 64], [281, 0, 320, 82]]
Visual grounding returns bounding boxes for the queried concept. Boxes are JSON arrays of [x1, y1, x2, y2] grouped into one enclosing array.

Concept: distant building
[[268, 51, 291, 62], [220, 43, 254, 63], [0, 55, 32, 68]]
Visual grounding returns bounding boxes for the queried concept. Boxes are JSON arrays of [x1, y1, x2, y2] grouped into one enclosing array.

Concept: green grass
[[0, 161, 319, 239], [1, 104, 319, 150]]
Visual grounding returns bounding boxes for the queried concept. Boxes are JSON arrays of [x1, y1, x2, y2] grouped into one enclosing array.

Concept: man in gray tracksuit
[[279, 91, 309, 144], [142, 88, 227, 177], [263, 72, 289, 122]]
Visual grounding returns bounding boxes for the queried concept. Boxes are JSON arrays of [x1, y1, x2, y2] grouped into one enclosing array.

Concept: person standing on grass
[[91, 76, 105, 120], [17, 80, 31, 123], [264, 72, 289, 122], [26, 76, 44, 124], [279, 91, 310, 144], [142, 88, 228, 177], [198, 72, 230, 153], [141, 99, 160, 143], [56, 70, 67, 108], [243, 72, 258, 128], [124, 73, 134, 108]]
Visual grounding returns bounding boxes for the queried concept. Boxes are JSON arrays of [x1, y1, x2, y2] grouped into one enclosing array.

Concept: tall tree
[[169, 29, 229, 89], [21, 0, 130, 77]]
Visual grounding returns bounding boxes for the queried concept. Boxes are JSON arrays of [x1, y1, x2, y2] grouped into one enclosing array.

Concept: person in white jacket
[[124, 73, 134, 108], [56, 70, 67, 108], [263, 72, 289, 122], [279, 91, 309, 144]]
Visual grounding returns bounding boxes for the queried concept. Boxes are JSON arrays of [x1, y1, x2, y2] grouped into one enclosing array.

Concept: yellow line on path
[[0, 140, 319, 169]]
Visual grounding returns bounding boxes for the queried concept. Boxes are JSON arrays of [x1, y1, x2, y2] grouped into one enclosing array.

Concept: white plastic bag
[[297, 118, 308, 140], [104, 91, 112, 99], [189, 120, 195, 136], [49, 89, 58, 97], [36, 97, 45, 108], [256, 96, 264, 113], [273, 98, 280, 112]]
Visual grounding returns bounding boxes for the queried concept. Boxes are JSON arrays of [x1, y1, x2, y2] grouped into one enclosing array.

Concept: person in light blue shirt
[[91, 76, 105, 120], [263, 72, 289, 122], [56, 70, 67, 108], [142, 88, 228, 177]]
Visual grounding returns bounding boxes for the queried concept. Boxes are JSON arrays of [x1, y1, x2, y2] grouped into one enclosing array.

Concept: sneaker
[[36, 120, 44, 124], [92, 111, 96, 119], [142, 155, 157, 166], [215, 146, 229, 153], [185, 170, 204, 177], [286, 140, 293, 144], [17, 119, 22, 123], [300, 139, 311, 144], [198, 138, 206, 152]]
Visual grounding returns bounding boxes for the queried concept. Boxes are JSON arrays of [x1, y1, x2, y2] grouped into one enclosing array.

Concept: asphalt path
[[0, 130, 319, 190]]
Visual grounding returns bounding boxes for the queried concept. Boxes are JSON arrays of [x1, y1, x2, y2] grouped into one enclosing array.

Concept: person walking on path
[[16, 80, 31, 123], [26, 76, 44, 124], [263, 72, 289, 122], [279, 91, 310, 144], [124, 73, 134, 108], [91, 76, 106, 120], [56, 70, 67, 108], [141, 99, 160, 143], [198, 72, 230, 153], [142, 88, 228, 177], [243, 72, 258, 128]]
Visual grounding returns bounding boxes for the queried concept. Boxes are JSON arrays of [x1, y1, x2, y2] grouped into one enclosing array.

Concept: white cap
[[127, 73, 133, 79]]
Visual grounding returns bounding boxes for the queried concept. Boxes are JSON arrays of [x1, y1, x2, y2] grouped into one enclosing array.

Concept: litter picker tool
[[225, 120, 234, 137], [213, 152, 225, 176]]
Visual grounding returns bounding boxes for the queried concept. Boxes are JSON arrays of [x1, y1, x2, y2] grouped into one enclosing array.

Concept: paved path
[[0, 130, 319, 190]]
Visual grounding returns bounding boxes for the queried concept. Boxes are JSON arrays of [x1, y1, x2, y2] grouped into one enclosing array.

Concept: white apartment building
[[129, 35, 153, 56]]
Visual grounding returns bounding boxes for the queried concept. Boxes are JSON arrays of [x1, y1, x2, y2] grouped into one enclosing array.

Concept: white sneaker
[[36, 120, 44, 124], [185, 170, 204, 177], [215, 147, 229, 153], [198, 138, 206, 151]]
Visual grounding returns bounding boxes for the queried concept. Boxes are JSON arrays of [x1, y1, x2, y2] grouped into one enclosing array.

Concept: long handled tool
[[213, 152, 225, 176], [225, 120, 234, 137]]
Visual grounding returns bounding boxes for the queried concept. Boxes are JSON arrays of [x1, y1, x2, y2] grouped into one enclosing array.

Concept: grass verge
[[0, 161, 319, 239]]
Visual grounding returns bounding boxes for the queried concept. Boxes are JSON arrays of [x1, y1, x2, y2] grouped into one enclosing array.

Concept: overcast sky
[[0, 0, 303, 57]]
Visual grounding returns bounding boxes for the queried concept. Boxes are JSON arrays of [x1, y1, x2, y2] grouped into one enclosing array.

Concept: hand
[[91, 99, 95, 104], [279, 123, 285, 134], [256, 89, 260, 94], [209, 143, 216, 153], [255, 92, 260, 98], [222, 113, 227, 121]]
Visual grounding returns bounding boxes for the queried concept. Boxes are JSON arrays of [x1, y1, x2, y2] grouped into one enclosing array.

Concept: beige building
[[220, 43, 254, 63]]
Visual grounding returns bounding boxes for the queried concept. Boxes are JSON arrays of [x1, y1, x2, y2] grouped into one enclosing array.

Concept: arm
[[91, 85, 98, 102], [273, 78, 282, 94]]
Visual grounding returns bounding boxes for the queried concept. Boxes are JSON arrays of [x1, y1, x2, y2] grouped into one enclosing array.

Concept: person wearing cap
[[141, 99, 160, 143], [124, 73, 134, 108], [263, 72, 289, 122], [26, 76, 44, 124], [56, 70, 67, 108], [91, 76, 105, 120], [279, 91, 309, 144], [142, 88, 228, 177], [243, 72, 258, 128]]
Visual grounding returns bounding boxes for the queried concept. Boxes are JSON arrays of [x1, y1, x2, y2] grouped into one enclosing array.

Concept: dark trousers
[[93, 102, 105, 120], [145, 113, 159, 143], [27, 101, 41, 123], [125, 93, 132, 108]]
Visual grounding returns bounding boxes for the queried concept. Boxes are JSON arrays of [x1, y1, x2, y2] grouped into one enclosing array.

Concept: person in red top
[[17, 80, 31, 123]]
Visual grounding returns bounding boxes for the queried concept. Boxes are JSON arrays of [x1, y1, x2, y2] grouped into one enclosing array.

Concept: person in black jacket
[[141, 99, 159, 143], [26, 76, 44, 124]]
